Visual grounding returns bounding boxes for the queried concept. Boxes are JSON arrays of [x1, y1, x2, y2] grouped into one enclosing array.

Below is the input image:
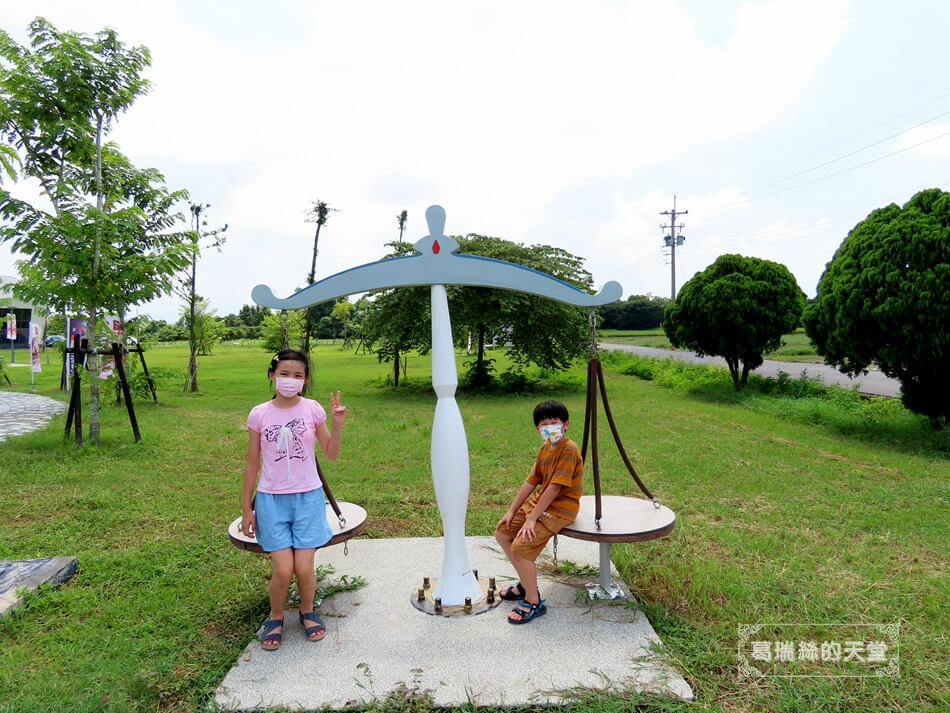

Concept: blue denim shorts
[[254, 488, 333, 552]]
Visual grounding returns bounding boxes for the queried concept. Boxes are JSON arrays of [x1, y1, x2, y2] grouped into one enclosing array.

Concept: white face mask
[[275, 377, 305, 397], [539, 423, 563, 444]]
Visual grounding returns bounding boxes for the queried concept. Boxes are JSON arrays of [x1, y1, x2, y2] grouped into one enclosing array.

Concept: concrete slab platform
[[215, 536, 693, 709], [0, 557, 78, 618]]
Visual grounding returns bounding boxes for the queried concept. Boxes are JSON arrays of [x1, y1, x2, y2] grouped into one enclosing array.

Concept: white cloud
[[1, 0, 856, 318]]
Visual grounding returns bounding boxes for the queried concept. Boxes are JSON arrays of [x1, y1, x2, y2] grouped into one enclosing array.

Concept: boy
[[495, 400, 583, 624]]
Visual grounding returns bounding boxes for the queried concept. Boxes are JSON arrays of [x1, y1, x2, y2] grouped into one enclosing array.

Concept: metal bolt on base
[[411, 574, 502, 616], [585, 581, 627, 600]]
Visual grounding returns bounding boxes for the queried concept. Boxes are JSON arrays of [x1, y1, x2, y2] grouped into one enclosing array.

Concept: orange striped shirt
[[522, 437, 583, 523]]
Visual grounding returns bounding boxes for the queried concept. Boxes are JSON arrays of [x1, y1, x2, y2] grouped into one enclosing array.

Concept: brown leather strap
[[315, 457, 344, 522], [580, 358, 656, 523], [595, 359, 654, 500], [581, 359, 594, 462]]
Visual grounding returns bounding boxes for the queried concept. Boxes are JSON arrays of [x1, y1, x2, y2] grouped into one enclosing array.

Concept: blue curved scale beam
[[252, 204, 623, 309], [252, 254, 621, 309]]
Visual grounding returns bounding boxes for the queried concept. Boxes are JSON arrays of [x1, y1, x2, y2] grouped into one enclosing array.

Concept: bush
[[600, 350, 948, 452], [129, 366, 187, 397], [97, 365, 187, 404], [498, 368, 540, 393]]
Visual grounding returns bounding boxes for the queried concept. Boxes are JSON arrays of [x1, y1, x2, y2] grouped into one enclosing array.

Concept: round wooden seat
[[560, 495, 675, 543], [228, 501, 368, 553]]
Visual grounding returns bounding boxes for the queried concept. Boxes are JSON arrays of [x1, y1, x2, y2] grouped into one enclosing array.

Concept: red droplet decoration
[[433, 240, 441, 254]]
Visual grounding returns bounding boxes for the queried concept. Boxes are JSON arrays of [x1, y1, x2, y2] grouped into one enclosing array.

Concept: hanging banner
[[30, 322, 41, 372], [107, 316, 124, 340], [66, 319, 88, 374], [4, 314, 14, 340], [68, 318, 87, 344], [99, 315, 124, 378]]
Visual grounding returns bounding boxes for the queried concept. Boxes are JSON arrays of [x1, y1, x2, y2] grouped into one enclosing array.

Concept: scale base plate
[[410, 576, 503, 616]]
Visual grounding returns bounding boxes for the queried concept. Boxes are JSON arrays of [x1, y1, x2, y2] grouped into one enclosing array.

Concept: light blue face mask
[[539, 423, 563, 444]]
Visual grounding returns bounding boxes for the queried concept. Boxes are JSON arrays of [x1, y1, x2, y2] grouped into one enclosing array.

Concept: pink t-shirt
[[247, 397, 327, 494]]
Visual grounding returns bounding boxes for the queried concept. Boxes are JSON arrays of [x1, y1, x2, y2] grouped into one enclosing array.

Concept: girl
[[241, 349, 346, 650]]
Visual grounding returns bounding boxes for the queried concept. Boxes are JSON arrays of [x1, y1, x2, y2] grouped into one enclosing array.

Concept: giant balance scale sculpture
[[228, 205, 676, 612]]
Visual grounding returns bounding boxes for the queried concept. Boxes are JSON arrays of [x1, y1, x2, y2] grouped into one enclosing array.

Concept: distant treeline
[[597, 295, 671, 331]]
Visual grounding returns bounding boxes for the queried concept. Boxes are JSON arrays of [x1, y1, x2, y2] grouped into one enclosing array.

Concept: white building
[[0, 276, 47, 348]]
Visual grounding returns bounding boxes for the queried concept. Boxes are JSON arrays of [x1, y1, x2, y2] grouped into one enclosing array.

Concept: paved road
[[0, 390, 67, 442], [599, 343, 902, 398]]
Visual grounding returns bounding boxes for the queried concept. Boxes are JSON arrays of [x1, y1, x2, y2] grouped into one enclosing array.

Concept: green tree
[[178, 296, 220, 356], [362, 284, 430, 387], [363, 210, 412, 383], [331, 299, 356, 347], [451, 235, 593, 386], [397, 209, 408, 241], [238, 303, 269, 326], [154, 321, 186, 342], [663, 254, 805, 389], [598, 294, 671, 330], [302, 199, 337, 352], [44, 311, 65, 338], [176, 202, 227, 392], [804, 188, 950, 428], [0, 19, 192, 442], [361, 235, 595, 388], [260, 310, 304, 352]]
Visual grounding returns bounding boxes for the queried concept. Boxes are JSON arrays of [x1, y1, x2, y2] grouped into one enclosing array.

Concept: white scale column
[[429, 281, 483, 605]]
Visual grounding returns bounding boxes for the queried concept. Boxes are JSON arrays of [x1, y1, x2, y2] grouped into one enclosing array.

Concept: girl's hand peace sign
[[329, 390, 346, 428]]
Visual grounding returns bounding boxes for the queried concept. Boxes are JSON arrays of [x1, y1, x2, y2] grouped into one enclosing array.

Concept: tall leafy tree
[[663, 254, 805, 389], [261, 309, 304, 352], [362, 235, 595, 388], [0, 18, 192, 441], [177, 296, 220, 356], [397, 209, 408, 240], [361, 269, 429, 387], [379, 209, 411, 381], [175, 202, 227, 392], [238, 303, 269, 327], [450, 235, 593, 386], [302, 199, 337, 352], [804, 188, 950, 428]]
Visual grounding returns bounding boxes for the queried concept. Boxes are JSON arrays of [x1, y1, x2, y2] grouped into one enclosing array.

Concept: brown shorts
[[495, 507, 567, 562]]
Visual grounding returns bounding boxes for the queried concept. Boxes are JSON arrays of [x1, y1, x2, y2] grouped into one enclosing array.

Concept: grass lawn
[[0, 342, 947, 712], [600, 328, 825, 364]]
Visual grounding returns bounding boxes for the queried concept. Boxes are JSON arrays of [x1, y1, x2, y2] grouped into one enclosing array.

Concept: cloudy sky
[[2, 0, 948, 322]]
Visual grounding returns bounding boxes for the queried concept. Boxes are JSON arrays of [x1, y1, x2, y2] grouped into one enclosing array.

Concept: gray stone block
[[0, 557, 78, 618]]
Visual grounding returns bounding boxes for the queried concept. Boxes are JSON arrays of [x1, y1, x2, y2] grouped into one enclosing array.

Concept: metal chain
[[552, 534, 558, 569], [587, 308, 598, 361]]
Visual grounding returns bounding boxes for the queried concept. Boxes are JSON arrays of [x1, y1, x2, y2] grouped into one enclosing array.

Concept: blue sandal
[[299, 610, 326, 641], [260, 618, 283, 650], [508, 599, 546, 625]]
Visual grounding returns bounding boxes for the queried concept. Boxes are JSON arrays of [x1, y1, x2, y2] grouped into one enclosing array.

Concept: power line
[[706, 128, 950, 214], [736, 109, 950, 198], [700, 177, 950, 255]]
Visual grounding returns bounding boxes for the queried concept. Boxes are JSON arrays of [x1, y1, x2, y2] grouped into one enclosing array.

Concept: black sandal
[[499, 582, 526, 601], [508, 599, 547, 625]]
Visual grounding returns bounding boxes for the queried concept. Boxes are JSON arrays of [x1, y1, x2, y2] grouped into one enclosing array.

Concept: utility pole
[[661, 196, 687, 300]]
